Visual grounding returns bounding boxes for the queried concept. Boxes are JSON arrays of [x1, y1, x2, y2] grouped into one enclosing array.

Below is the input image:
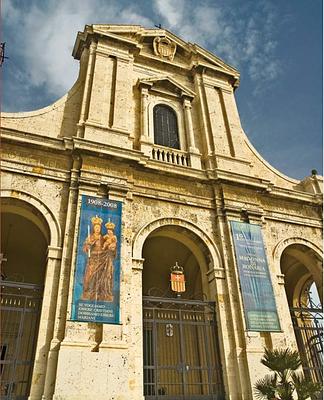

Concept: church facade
[[1, 24, 322, 400]]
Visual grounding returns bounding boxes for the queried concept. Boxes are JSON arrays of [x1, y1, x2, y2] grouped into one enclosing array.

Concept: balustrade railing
[[151, 146, 190, 167]]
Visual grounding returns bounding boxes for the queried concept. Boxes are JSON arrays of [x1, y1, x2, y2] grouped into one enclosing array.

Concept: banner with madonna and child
[[71, 195, 122, 324]]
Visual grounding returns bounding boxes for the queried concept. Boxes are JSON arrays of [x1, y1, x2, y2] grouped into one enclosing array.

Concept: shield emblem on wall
[[170, 262, 186, 293]]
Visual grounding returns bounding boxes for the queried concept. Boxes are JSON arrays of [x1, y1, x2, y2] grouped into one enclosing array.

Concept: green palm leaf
[[254, 374, 277, 400], [261, 348, 301, 381], [257, 348, 322, 399], [292, 372, 322, 400]]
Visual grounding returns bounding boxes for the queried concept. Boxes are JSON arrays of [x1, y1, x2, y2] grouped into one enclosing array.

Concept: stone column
[[139, 87, 153, 157], [193, 73, 215, 169], [77, 42, 97, 138], [271, 273, 298, 349], [42, 155, 81, 400], [28, 246, 62, 400], [128, 258, 145, 400], [216, 212, 252, 399], [183, 97, 201, 169], [141, 88, 149, 139], [111, 56, 133, 134]]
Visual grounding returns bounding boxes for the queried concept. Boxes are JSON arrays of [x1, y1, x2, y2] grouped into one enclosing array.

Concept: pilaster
[[77, 42, 97, 138], [183, 97, 201, 169], [28, 247, 62, 400], [139, 86, 153, 157], [111, 56, 134, 136], [193, 72, 215, 169], [43, 155, 81, 400]]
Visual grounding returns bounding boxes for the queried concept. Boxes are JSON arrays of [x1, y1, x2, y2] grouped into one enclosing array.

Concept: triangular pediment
[[138, 75, 195, 99]]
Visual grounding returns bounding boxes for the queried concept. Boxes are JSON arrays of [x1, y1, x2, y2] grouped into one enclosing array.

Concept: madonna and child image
[[81, 215, 117, 302]]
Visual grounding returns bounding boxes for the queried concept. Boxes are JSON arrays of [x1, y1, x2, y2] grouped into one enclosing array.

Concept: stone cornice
[[208, 170, 322, 205], [72, 24, 240, 87], [1, 127, 66, 151], [1, 128, 321, 207]]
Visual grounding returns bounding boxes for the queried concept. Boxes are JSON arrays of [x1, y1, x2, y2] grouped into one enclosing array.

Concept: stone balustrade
[[151, 146, 190, 167]]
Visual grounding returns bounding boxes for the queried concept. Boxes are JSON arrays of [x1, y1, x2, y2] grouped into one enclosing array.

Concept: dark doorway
[[1, 209, 48, 399], [143, 297, 224, 399], [142, 229, 225, 399], [0, 281, 43, 399]]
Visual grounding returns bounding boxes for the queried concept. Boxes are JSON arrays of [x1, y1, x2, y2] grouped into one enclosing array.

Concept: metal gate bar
[[143, 296, 225, 400], [290, 305, 323, 384], [0, 281, 43, 400]]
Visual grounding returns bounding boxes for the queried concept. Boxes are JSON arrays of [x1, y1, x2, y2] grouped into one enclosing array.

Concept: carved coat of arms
[[170, 262, 186, 293], [153, 37, 177, 61]]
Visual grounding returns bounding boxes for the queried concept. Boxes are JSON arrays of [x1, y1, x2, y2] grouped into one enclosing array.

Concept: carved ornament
[[153, 37, 176, 61]]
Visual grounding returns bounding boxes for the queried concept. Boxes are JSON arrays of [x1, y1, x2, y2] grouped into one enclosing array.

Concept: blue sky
[[2, 0, 323, 180]]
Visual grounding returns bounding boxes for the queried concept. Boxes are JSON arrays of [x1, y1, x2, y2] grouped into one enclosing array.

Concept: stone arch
[[273, 236, 322, 303], [1, 190, 63, 399], [274, 239, 323, 385], [138, 218, 227, 398], [133, 217, 223, 272], [1, 189, 62, 248], [273, 236, 322, 264]]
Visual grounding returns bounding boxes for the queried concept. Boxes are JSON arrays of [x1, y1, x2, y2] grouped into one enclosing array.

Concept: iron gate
[[143, 297, 225, 400], [0, 281, 43, 400], [290, 304, 323, 385]]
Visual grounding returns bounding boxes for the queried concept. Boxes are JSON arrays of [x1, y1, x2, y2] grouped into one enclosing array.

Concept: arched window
[[153, 104, 180, 149]]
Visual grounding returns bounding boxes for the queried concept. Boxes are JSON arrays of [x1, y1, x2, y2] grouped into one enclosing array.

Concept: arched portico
[[274, 237, 323, 385], [133, 217, 223, 272], [0, 190, 62, 400], [132, 218, 228, 399]]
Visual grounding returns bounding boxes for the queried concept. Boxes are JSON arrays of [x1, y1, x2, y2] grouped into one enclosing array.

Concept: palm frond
[[254, 374, 277, 400], [276, 382, 294, 400], [261, 348, 301, 377], [291, 372, 322, 400]]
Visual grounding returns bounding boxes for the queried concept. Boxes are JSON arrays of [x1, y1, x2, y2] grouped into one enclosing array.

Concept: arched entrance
[[280, 242, 323, 385], [141, 223, 224, 399], [1, 198, 49, 399]]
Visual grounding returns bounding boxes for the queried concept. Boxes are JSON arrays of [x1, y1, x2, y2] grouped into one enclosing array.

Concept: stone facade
[[1, 25, 322, 400]]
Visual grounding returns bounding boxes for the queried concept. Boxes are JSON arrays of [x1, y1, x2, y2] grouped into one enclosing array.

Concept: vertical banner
[[230, 221, 281, 332], [71, 195, 122, 324]]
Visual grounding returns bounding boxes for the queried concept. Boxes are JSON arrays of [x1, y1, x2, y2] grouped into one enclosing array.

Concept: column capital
[[47, 246, 63, 260], [89, 41, 97, 54], [141, 87, 149, 96], [183, 97, 192, 108], [132, 257, 144, 271]]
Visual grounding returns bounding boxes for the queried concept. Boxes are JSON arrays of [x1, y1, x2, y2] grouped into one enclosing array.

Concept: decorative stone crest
[[153, 37, 177, 61]]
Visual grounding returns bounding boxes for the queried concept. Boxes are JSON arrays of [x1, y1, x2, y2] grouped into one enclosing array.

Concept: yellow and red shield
[[170, 271, 186, 293]]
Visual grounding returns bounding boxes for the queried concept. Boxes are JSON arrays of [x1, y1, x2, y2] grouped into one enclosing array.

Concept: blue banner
[[71, 195, 122, 324], [230, 221, 281, 332]]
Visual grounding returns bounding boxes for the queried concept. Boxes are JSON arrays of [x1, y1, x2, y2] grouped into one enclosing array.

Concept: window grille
[[153, 105, 180, 149]]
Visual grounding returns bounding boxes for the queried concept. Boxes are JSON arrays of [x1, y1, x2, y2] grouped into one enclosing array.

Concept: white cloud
[[152, 0, 282, 92], [4, 0, 153, 102], [154, 0, 185, 28], [4, 0, 282, 110]]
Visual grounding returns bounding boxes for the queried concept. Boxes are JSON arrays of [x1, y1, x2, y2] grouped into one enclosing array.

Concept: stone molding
[[272, 236, 323, 263], [132, 257, 144, 271], [1, 189, 62, 247], [132, 216, 223, 271], [47, 246, 63, 260]]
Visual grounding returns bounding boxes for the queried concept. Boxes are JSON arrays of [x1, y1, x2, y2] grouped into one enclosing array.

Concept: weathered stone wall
[[1, 24, 322, 400]]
